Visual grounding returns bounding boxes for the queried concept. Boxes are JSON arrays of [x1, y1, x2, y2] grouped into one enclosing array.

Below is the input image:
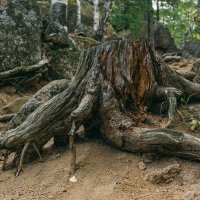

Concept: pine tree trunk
[[93, 0, 112, 41]]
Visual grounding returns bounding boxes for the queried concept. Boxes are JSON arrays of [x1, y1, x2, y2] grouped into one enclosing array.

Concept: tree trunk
[[143, 0, 154, 48], [156, 0, 160, 22], [93, 0, 100, 31], [93, 0, 112, 41], [1, 40, 200, 174]]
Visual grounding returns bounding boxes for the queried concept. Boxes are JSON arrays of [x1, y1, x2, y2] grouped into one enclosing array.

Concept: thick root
[[122, 128, 200, 161]]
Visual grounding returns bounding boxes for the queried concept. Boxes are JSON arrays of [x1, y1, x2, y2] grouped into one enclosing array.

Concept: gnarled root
[[0, 40, 200, 176], [122, 128, 200, 161], [156, 86, 182, 128], [69, 94, 96, 176]]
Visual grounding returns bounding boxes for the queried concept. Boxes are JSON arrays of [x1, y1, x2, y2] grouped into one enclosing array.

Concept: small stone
[[55, 153, 61, 158], [145, 164, 181, 184], [62, 189, 67, 193], [69, 175, 77, 183], [47, 194, 54, 199], [182, 191, 197, 200], [138, 162, 146, 170]]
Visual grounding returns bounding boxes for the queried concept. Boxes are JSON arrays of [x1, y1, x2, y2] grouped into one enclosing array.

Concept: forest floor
[[0, 58, 200, 200]]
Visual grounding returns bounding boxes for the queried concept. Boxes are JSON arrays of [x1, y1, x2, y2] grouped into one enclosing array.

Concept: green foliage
[[68, 0, 77, 4], [110, 0, 200, 46], [190, 118, 200, 131], [158, 0, 200, 47], [110, 0, 146, 39], [180, 93, 194, 107]]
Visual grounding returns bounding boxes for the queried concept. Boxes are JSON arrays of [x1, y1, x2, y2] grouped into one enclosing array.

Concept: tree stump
[[1, 40, 200, 175]]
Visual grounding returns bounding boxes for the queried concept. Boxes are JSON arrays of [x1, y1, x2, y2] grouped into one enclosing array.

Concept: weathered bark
[[1, 40, 200, 174], [4, 79, 69, 132], [176, 69, 196, 81], [93, 0, 100, 31], [143, 0, 154, 47]]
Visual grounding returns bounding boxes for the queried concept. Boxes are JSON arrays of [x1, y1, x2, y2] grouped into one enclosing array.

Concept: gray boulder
[[0, 0, 42, 72], [154, 23, 178, 53], [183, 41, 200, 58], [192, 58, 200, 83]]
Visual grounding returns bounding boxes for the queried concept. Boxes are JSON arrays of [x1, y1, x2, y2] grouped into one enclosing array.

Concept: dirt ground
[[0, 58, 200, 200], [0, 138, 200, 200]]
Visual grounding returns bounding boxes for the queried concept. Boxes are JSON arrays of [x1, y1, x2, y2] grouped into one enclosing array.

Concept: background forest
[[111, 0, 200, 48]]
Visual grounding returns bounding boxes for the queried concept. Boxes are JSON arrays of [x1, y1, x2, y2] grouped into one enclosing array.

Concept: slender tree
[[93, 0, 113, 41]]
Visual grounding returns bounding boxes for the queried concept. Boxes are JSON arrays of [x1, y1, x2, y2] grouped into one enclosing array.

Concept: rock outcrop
[[0, 0, 42, 72], [154, 23, 178, 54], [183, 41, 200, 58], [192, 58, 200, 83]]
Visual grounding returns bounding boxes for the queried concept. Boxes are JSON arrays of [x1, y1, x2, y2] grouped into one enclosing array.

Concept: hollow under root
[[14, 142, 43, 176], [1, 150, 9, 171]]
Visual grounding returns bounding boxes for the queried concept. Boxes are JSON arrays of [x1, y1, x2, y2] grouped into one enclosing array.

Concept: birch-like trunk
[[93, 0, 112, 41], [77, 0, 81, 26], [93, 0, 100, 31]]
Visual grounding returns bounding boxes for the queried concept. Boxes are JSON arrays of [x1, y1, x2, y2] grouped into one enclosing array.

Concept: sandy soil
[[0, 138, 200, 200], [0, 58, 200, 200]]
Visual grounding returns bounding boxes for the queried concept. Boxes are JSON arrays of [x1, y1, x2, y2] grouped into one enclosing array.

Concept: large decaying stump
[[1, 40, 200, 175]]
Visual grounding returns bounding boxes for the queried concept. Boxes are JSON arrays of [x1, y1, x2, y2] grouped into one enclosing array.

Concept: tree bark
[[93, 0, 112, 41], [143, 0, 154, 48], [1, 40, 200, 174]]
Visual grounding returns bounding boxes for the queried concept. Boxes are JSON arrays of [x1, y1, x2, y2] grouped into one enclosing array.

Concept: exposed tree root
[[4, 79, 69, 131], [0, 40, 200, 175], [122, 128, 200, 161], [0, 114, 16, 122], [69, 122, 76, 176], [0, 59, 48, 80]]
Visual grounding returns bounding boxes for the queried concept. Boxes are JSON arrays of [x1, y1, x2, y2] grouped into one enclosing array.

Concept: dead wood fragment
[[0, 59, 48, 80]]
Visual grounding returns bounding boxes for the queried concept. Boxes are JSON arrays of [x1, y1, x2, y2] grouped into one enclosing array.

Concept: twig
[[15, 142, 30, 176], [69, 121, 76, 176], [0, 59, 48, 80]]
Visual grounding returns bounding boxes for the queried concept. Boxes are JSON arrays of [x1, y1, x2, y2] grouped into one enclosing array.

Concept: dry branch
[[0, 59, 48, 80]]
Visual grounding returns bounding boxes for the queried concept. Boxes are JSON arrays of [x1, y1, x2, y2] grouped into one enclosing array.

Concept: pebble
[[138, 162, 146, 170], [182, 191, 197, 200]]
